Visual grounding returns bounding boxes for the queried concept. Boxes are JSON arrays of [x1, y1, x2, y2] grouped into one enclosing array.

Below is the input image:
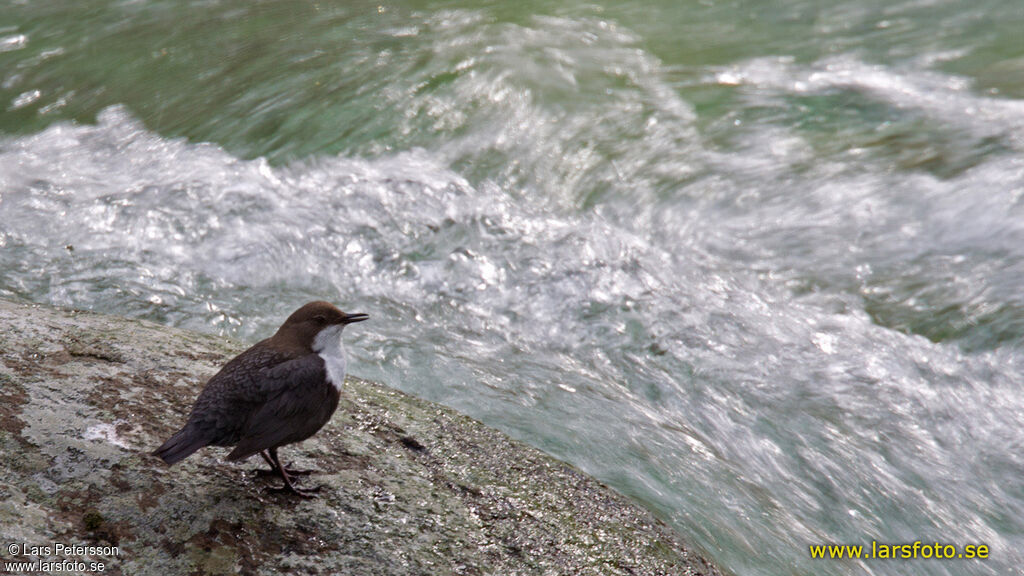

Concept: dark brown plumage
[[152, 301, 368, 497]]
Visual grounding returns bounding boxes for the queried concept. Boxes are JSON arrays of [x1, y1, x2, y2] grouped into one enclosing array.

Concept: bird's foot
[[256, 449, 321, 496], [267, 482, 322, 499], [281, 465, 314, 476], [254, 465, 315, 478], [257, 450, 315, 477]]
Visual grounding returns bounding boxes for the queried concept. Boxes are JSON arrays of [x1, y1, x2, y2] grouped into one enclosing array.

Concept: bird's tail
[[152, 425, 209, 465]]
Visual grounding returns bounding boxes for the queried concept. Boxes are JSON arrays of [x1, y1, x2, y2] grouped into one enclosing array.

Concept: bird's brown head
[[271, 301, 369, 352]]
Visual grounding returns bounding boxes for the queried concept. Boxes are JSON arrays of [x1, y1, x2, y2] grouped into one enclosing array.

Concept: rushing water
[[2, 1, 1024, 575]]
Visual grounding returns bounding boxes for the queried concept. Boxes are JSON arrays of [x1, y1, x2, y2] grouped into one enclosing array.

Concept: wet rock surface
[[0, 298, 724, 575]]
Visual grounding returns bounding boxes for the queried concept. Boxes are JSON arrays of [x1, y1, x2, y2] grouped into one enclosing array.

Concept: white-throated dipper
[[153, 301, 368, 497]]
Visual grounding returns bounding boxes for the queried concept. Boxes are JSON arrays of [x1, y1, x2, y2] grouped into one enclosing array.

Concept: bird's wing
[[225, 354, 334, 461], [183, 344, 295, 444], [253, 352, 327, 396]]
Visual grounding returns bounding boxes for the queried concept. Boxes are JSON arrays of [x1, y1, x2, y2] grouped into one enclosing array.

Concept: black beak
[[343, 312, 369, 324]]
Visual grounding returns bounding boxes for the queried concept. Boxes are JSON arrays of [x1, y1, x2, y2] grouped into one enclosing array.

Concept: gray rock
[[0, 297, 725, 576]]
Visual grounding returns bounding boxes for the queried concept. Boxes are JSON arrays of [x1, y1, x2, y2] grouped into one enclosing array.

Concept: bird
[[152, 301, 368, 497]]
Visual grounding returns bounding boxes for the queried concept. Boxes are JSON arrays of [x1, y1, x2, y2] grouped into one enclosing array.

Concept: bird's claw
[[254, 465, 314, 478], [267, 483, 322, 499]]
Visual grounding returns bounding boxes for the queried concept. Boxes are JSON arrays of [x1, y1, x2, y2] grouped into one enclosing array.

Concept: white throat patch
[[313, 324, 348, 392]]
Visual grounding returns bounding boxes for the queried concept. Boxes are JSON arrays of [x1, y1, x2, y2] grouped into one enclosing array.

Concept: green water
[[7, 1, 1021, 163], [3, 2, 1024, 575]]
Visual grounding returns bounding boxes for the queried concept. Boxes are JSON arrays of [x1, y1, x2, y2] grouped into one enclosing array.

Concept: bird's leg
[[264, 448, 322, 498], [254, 448, 313, 477], [259, 449, 281, 474], [269, 447, 314, 475], [267, 472, 322, 498]]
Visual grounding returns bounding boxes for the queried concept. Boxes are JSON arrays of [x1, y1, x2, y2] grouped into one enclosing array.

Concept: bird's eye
[[313, 315, 327, 325]]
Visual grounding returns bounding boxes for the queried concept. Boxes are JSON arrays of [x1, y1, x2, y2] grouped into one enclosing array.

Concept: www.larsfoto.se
[[810, 541, 989, 560]]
